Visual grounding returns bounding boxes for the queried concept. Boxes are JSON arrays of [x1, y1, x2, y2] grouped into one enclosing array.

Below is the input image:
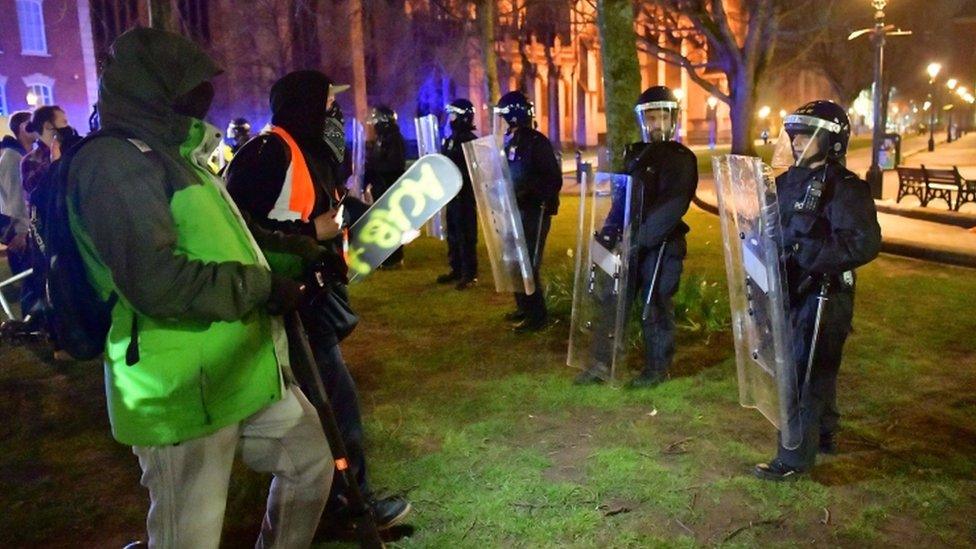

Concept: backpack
[[32, 130, 137, 360]]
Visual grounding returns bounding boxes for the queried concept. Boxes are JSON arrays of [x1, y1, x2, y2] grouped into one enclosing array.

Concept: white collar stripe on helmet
[[785, 114, 842, 134], [635, 100, 679, 113]]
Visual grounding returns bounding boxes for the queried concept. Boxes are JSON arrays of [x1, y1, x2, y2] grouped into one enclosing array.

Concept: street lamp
[[850, 0, 912, 199], [25, 90, 38, 108], [927, 62, 942, 151], [706, 96, 718, 149], [946, 78, 958, 142]]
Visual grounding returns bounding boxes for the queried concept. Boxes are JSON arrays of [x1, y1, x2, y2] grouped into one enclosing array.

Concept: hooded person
[[225, 70, 413, 536], [66, 28, 336, 547]]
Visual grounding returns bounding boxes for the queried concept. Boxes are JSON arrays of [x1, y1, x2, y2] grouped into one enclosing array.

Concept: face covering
[[172, 81, 215, 120], [322, 102, 346, 161], [55, 126, 80, 145]]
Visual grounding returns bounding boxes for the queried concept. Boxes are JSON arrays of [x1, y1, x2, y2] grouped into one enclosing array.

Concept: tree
[[147, 0, 176, 31], [597, 0, 641, 170], [635, 0, 823, 155]]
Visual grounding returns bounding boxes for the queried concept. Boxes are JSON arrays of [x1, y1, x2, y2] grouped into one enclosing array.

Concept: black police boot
[[753, 458, 806, 481], [626, 369, 667, 389], [455, 277, 478, 290], [512, 315, 547, 333], [436, 271, 460, 284], [574, 363, 610, 385], [370, 495, 412, 529], [819, 432, 837, 455], [316, 495, 413, 542], [503, 309, 526, 322]]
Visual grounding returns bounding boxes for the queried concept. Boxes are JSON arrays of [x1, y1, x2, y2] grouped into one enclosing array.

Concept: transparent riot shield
[[346, 119, 365, 199], [713, 154, 802, 450], [566, 172, 641, 381], [415, 114, 447, 240], [462, 136, 535, 295]]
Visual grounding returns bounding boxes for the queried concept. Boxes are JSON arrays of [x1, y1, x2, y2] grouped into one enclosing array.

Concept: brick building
[[0, 0, 99, 136]]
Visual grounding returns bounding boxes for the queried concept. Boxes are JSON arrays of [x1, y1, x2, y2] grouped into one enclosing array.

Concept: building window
[[0, 76, 8, 116], [17, 0, 49, 56], [23, 74, 55, 107]]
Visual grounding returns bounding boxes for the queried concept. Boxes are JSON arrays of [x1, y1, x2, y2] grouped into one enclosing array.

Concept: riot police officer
[[364, 105, 407, 268], [754, 100, 881, 480], [227, 117, 252, 154], [436, 98, 479, 290], [574, 86, 698, 387], [494, 91, 563, 333]]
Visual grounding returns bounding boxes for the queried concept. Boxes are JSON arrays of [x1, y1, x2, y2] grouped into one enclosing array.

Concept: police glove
[[266, 274, 307, 316]]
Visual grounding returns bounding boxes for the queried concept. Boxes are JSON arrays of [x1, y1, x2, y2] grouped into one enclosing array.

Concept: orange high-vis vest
[[267, 126, 315, 222]]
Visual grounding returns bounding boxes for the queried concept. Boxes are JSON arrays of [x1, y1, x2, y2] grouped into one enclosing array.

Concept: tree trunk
[[290, 0, 321, 70], [347, 0, 368, 122], [728, 71, 757, 156], [477, 0, 501, 104], [596, 0, 641, 171], [547, 60, 561, 151], [147, 0, 175, 32]]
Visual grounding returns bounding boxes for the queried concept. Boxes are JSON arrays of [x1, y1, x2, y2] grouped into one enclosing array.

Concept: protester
[[226, 70, 412, 538], [0, 111, 36, 318], [67, 28, 334, 546]]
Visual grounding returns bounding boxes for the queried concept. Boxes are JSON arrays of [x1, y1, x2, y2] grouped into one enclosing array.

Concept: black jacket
[[365, 126, 406, 192], [504, 126, 562, 214], [775, 162, 881, 292], [622, 140, 698, 251], [443, 128, 478, 204]]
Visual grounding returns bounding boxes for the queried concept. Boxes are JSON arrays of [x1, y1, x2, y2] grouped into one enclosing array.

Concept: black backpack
[[32, 130, 133, 360]]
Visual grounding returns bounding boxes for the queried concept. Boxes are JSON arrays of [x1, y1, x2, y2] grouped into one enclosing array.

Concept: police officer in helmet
[[364, 105, 407, 268], [436, 99, 479, 290], [754, 100, 881, 480], [494, 91, 562, 333], [574, 85, 699, 387]]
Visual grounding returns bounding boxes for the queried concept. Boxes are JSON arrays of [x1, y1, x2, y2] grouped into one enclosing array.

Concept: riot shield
[[713, 154, 802, 450], [415, 114, 447, 240], [346, 119, 365, 199], [566, 172, 641, 381], [462, 136, 535, 295]]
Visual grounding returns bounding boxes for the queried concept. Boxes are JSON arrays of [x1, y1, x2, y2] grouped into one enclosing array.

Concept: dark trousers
[[446, 196, 478, 279], [4, 245, 39, 318], [513, 206, 551, 321], [638, 239, 685, 375], [302, 328, 370, 509], [589, 238, 685, 375], [776, 288, 853, 469]]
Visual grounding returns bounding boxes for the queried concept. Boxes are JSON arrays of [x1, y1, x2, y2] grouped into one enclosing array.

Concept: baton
[[641, 241, 668, 321], [284, 313, 384, 549], [531, 203, 546, 270], [802, 279, 831, 394]]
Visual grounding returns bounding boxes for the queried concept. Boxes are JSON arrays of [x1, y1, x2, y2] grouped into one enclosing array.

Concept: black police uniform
[[443, 127, 479, 280], [365, 123, 407, 265], [774, 162, 881, 469], [504, 126, 563, 323], [621, 141, 698, 377]]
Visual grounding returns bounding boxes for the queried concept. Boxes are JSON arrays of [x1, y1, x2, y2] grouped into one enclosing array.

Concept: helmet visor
[[770, 114, 839, 169], [635, 101, 678, 142]]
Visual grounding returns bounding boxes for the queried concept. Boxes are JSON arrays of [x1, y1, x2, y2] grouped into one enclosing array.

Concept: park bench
[[922, 165, 976, 211], [896, 166, 926, 205]]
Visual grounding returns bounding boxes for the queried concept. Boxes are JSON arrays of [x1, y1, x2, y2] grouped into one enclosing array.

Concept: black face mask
[[172, 81, 215, 120], [322, 102, 346, 161], [449, 118, 472, 133], [55, 126, 81, 150]]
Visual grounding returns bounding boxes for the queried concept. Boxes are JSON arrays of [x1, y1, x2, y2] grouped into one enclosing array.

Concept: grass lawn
[[1, 199, 974, 548]]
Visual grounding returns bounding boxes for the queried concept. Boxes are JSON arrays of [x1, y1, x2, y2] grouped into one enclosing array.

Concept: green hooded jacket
[[68, 28, 310, 447]]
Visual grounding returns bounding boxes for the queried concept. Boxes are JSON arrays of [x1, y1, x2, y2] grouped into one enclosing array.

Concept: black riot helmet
[[772, 100, 851, 168], [367, 105, 398, 131], [635, 86, 679, 143], [227, 117, 251, 141], [494, 91, 535, 128], [446, 98, 476, 131]]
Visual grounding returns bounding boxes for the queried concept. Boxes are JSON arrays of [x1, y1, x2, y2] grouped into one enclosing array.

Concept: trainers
[[436, 272, 460, 284], [455, 277, 478, 290], [503, 309, 526, 322], [370, 495, 412, 529], [753, 458, 805, 481], [512, 316, 547, 333], [625, 370, 667, 389], [573, 364, 610, 385]]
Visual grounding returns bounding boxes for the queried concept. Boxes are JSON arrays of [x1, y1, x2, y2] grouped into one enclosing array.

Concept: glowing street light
[[927, 62, 942, 82], [947, 78, 958, 91], [923, 101, 932, 111], [26, 90, 38, 107], [706, 96, 719, 149], [757, 105, 771, 119], [957, 86, 968, 97], [926, 63, 942, 150], [673, 88, 685, 103], [706, 96, 718, 109]]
